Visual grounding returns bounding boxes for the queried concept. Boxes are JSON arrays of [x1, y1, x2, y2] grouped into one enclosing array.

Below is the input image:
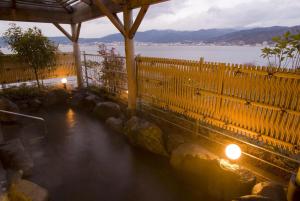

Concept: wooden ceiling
[[0, 0, 167, 24]]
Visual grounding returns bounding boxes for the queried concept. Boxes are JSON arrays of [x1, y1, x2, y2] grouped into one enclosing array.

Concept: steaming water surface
[[9, 108, 218, 201]]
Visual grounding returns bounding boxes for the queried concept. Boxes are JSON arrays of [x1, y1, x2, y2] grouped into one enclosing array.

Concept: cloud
[[0, 0, 300, 38]]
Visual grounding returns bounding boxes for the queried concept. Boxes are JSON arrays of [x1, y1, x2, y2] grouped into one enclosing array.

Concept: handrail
[[0, 110, 48, 138], [0, 110, 45, 122]]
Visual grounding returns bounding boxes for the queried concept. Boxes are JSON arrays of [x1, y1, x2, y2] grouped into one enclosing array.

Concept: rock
[[82, 94, 101, 111], [170, 143, 256, 201], [105, 117, 123, 133], [0, 161, 7, 194], [170, 143, 218, 168], [124, 116, 168, 156], [93, 102, 121, 120], [0, 139, 34, 176], [70, 90, 86, 108], [0, 194, 9, 201], [252, 182, 287, 201], [28, 98, 42, 111], [9, 180, 48, 201], [232, 195, 273, 201], [43, 89, 69, 107], [165, 133, 186, 154], [0, 98, 20, 123]]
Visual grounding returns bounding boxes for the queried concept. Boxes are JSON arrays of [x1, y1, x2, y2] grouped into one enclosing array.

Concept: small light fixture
[[61, 78, 67, 89], [126, 90, 129, 94], [225, 144, 241, 160]]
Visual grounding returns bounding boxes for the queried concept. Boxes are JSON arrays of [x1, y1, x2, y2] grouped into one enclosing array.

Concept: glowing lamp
[[61, 78, 68, 84], [225, 144, 241, 160], [61, 78, 67, 89]]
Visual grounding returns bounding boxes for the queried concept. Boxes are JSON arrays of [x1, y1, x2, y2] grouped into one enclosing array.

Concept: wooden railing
[[136, 56, 300, 153], [0, 53, 76, 85]]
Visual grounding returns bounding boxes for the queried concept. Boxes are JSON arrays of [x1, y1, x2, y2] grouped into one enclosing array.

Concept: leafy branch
[[261, 31, 300, 70]]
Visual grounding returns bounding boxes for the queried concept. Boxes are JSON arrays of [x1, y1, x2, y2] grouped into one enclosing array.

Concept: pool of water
[[3, 108, 217, 201]]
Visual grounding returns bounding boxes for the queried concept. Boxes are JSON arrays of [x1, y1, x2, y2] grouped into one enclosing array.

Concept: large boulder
[[232, 195, 273, 201], [93, 102, 121, 120], [28, 98, 42, 111], [170, 143, 256, 201], [0, 98, 20, 123], [0, 161, 7, 195], [124, 116, 168, 156], [252, 182, 287, 201], [81, 94, 102, 112], [70, 90, 86, 108], [105, 117, 123, 133], [0, 139, 34, 176], [43, 89, 70, 107], [9, 180, 48, 201], [165, 133, 186, 154]]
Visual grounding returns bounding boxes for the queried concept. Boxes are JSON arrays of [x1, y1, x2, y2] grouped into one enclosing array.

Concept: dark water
[[6, 108, 214, 201]]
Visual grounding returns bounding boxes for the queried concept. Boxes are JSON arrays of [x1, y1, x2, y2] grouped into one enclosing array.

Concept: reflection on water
[[27, 109, 218, 201], [66, 108, 76, 128]]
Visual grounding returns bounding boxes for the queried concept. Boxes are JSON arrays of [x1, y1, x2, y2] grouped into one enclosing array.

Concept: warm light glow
[[225, 144, 241, 160], [61, 78, 68, 84], [126, 90, 129, 94]]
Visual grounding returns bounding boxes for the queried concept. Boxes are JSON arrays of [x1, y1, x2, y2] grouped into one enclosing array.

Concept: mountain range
[[1, 25, 300, 46]]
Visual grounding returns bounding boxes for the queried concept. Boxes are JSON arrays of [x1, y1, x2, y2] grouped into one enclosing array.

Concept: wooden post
[[123, 7, 137, 111], [71, 23, 83, 88]]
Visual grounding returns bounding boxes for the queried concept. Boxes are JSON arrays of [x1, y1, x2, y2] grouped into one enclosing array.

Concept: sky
[[0, 0, 300, 38]]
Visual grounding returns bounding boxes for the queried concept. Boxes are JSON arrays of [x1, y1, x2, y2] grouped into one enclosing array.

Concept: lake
[[1, 44, 268, 66]]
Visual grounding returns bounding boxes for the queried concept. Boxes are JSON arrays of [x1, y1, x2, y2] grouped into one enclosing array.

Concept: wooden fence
[[0, 53, 76, 85], [136, 57, 300, 153]]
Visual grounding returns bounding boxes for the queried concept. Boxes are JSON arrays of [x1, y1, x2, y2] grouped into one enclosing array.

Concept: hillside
[[98, 29, 236, 43], [207, 26, 300, 44], [1, 26, 300, 46]]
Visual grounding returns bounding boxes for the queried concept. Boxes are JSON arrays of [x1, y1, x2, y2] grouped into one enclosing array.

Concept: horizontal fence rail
[[0, 53, 76, 85], [136, 56, 300, 154]]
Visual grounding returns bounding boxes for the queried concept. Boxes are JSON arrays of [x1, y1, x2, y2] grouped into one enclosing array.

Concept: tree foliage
[[3, 24, 57, 88], [97, 44, 125, 94], [261, 31, 300, 69]]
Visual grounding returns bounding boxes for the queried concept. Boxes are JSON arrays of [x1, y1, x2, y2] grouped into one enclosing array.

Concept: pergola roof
[[0, 0, 167, 24]]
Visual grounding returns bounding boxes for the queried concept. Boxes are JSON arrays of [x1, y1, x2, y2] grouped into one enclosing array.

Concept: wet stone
[[105, 117, 123, 133], [252, 182, 287, 201], [165, 133, 187, 154], [124, 116, 168, 156], [232, 195, 273, 201], [93, 102, 121, 120], [43, 89, 70, 107], [82, 94, 102, 112], [0, 139, 34, 177], [0, 98, 20, 123], [10, 180, 48, 201], [171, 143, 256, 201]]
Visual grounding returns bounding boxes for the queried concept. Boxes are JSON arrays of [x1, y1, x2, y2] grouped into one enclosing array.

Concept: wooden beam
[[128, 5, 149, 39], [124, 0, 167, 9], [55, 0, 73, 13], [53, 23, 73, 41], [81, 0, 92, 5], [0, 7, 72, 23], [93, 0, 126, 37]]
